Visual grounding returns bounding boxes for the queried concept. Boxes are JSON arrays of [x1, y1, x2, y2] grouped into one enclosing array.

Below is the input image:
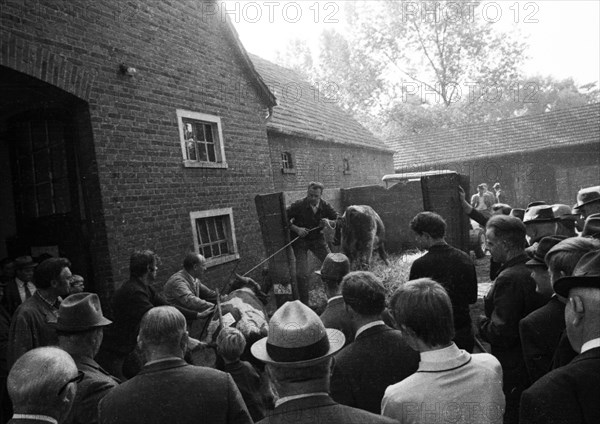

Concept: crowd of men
[[0, 183, 599, 424]]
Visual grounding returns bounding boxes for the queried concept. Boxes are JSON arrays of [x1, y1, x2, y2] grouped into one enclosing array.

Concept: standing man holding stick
[[286, 182, 339, 305]]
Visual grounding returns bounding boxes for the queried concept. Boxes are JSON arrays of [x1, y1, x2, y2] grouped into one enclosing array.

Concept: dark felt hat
[[524, 205, 557, 224], [14, 256, 37, 270], [509, 208, 525, 221], [251, 300, 344, 367], [315, 253, 350, 281], [573, 186, 600, 210], [526, 201, 547, 209], [554, 250, 600, 297], [582, 213, 600, 238], [526, 235, 569, 266], [552, 204, 578, 221], [51, 292, 112, 332]]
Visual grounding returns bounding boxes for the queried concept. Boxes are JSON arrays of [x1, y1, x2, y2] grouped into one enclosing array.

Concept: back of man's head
[[409, 212, 446, 239], [182, 252, 203, 271], [129, 250, 158, 278], [139, 306, 187, 352], [8, 347, 78, 417], [34, 258, 71, 289], [546, 237, 600, 278], [486, 215, 527, 250], [341, 271, 386, 316], [391, 278, 455, 348]]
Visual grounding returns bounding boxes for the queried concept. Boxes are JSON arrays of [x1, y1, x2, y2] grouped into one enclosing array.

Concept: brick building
[[0, 1, 282, 305], [0, 2, 392, 306], [249, 54, 394, 192], [386, 104, 600, 208]]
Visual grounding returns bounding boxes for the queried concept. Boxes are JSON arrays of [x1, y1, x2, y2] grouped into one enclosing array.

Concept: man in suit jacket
[[330, 271, 419, 414], [317, 253, 354, 345], [7, 347, 80, 424], [55, 293, 119, 424], [382, 278, 505, 424], [97, 250, 211, 380], [478, 215, 546, 424], [520, 250, 600, 424], [99, 306, 252, 424], [163, 252, 217, 313], [251, 300, 396, 424], [3, 256, 37, 318]]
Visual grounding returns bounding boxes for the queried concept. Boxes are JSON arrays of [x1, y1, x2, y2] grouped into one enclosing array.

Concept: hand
[[320, 218, 333, 228], [293, 225, 309, 237], [196, 305, 215, 320], [187, 337, 207, 352], [458, 186, 466, 202]]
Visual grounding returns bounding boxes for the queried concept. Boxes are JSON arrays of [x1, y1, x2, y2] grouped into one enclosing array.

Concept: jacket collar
[[498, 253, 529, 273], [139, 357, 188, 374], [268, 394, 335, 416], [418, 343, 472, 373], [354, 322, 389, 340]]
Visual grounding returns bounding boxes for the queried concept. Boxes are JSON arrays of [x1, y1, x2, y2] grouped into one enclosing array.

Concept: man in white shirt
[[382, 278, 505, 424], [4, 256, 38, 316], [520, 250, 600, 424]]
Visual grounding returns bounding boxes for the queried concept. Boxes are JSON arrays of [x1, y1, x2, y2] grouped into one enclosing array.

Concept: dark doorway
[[0, 66, 95, 289]]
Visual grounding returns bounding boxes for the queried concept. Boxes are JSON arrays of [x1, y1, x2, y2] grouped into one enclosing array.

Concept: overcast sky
[[224, 0, 600, 86]]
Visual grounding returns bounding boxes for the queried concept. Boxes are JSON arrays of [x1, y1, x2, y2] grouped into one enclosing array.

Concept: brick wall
[[1, 0, 276, 306], [269, 131, 394, 192], [398, 144, 600, 209]]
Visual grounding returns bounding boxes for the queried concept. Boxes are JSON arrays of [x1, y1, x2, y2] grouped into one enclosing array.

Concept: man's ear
[[180, 331, 189, 352], [570, 296, 585, 325]]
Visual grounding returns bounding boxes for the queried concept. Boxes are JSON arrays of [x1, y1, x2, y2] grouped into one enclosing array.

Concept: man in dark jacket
[[99, 306, 252, 424], [478, 215, 546, 424], [330, 271, 419, 414], [409, 211, 478, 352], [520, 250, 600, 424], [286, 182, 338, 304]]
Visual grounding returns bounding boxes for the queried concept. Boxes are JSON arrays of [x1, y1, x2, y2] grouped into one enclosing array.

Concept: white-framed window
[[281, 151, 296, 174], [176, 109, 227, 168], [190, 208, 239, 267]]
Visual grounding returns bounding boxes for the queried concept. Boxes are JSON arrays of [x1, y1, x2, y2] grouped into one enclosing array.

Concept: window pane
[[51, 143, 67, 179], [202, 245, 212, 259], [204, 124, 213, 143], [46, 120, 64, 147], [195, 122, 206, 141], [36, 182, 53, 216], [198, 220, 209, 244], [19, 156, 34, 187], [216, 217, 226, 239], [208, 218, 218, 241], [207, 144, 216, 162], [219, 242, 229, 254], [30, 120, 48, 151], [34, 151, 51, 184], [53, 177, 71, 214], [186, 140, 197, 161]]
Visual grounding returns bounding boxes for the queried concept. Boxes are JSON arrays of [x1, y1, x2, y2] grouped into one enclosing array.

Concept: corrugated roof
[[249, 54, 392, 153], [386, 103, 600, 170]]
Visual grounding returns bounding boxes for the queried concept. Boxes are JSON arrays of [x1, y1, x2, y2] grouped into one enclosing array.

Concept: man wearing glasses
[[7, 346, 83, 424]]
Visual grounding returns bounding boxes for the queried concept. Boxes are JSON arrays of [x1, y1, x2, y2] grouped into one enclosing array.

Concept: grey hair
[[139, 306, 187, 348], [8, 347, 77, 415]]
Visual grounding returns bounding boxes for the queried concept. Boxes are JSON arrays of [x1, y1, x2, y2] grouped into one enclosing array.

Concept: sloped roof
[[387, 103, 600, 170], [249, 54, 392, 153]]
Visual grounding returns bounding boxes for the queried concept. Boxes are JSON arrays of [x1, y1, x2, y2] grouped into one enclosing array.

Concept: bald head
[[8, 347, 78, 417], [139, 306, 188, 357]]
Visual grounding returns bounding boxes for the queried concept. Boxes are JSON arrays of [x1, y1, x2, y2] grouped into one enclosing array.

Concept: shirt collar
[[275, 392, 329, 408], [145, 356, 182, 366], [12, 414, 58, 424], [355, 320, 384, 339], [418, 343, 471, 372], [15, 277, 26, 288], [581, 338, 600, 354], [327, 295, 343, 304]]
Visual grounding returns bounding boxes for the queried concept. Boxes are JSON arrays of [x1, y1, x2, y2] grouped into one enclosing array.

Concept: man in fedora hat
[[55, 293, 119, 424], [520, 250, 600, 424], [251, 300, 396, 424], [524, 205, 559, 248], [8, 257, 72, 367], [317, 253, 353, 346], [573, 185, 600, 221], [409, 212, 478, 352], [99, 306, 252, 424], [3, 256, 38, 317], [330, 271, 418, 414], [582, 213, 600, 239], [552, 204, 578, 238]]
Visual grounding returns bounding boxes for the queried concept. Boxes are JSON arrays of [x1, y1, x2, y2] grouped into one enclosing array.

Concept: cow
[[339, 205, 390, 270]]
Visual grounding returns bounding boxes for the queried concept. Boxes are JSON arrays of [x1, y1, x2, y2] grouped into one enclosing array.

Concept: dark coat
[[551, 330, 578, 369], [286, 197, 338, 242], [319, 297, 354, 346], [3, 278, 30, 317], [223, 360, 266, 422], [98, 358, 252, 424], [409, 243, 478, 330], [520, 347, 600, 424], [519, 296, 566, 384], [64, 355, 120, 424], [330, 324, 419, 414], [257, 395, 397, 424]]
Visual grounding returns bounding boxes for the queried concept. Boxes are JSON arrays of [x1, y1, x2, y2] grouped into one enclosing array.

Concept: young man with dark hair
[[286, 182, 339, 305], [8, 257, 72, 367], [330, 271, 418, 414], [409, 212, 478, 352], [382, 278, 504, 424], [317, 253, 353, 345], [479, 215, 545, 424]]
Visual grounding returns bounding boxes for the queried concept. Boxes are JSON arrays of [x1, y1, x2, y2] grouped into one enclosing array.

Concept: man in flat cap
[[251, 300, 396, 424], [55, 293, 119, 424], [520, 250, 600, 424], [330, 271, 418, 414], [317, 253, 353, 345]]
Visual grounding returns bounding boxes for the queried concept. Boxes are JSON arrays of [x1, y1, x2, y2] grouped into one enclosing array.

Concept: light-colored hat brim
[[251, 328, 345, 367]]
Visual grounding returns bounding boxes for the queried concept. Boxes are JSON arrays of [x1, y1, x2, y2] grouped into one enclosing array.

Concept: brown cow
[[340, 205, 389, 270]]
